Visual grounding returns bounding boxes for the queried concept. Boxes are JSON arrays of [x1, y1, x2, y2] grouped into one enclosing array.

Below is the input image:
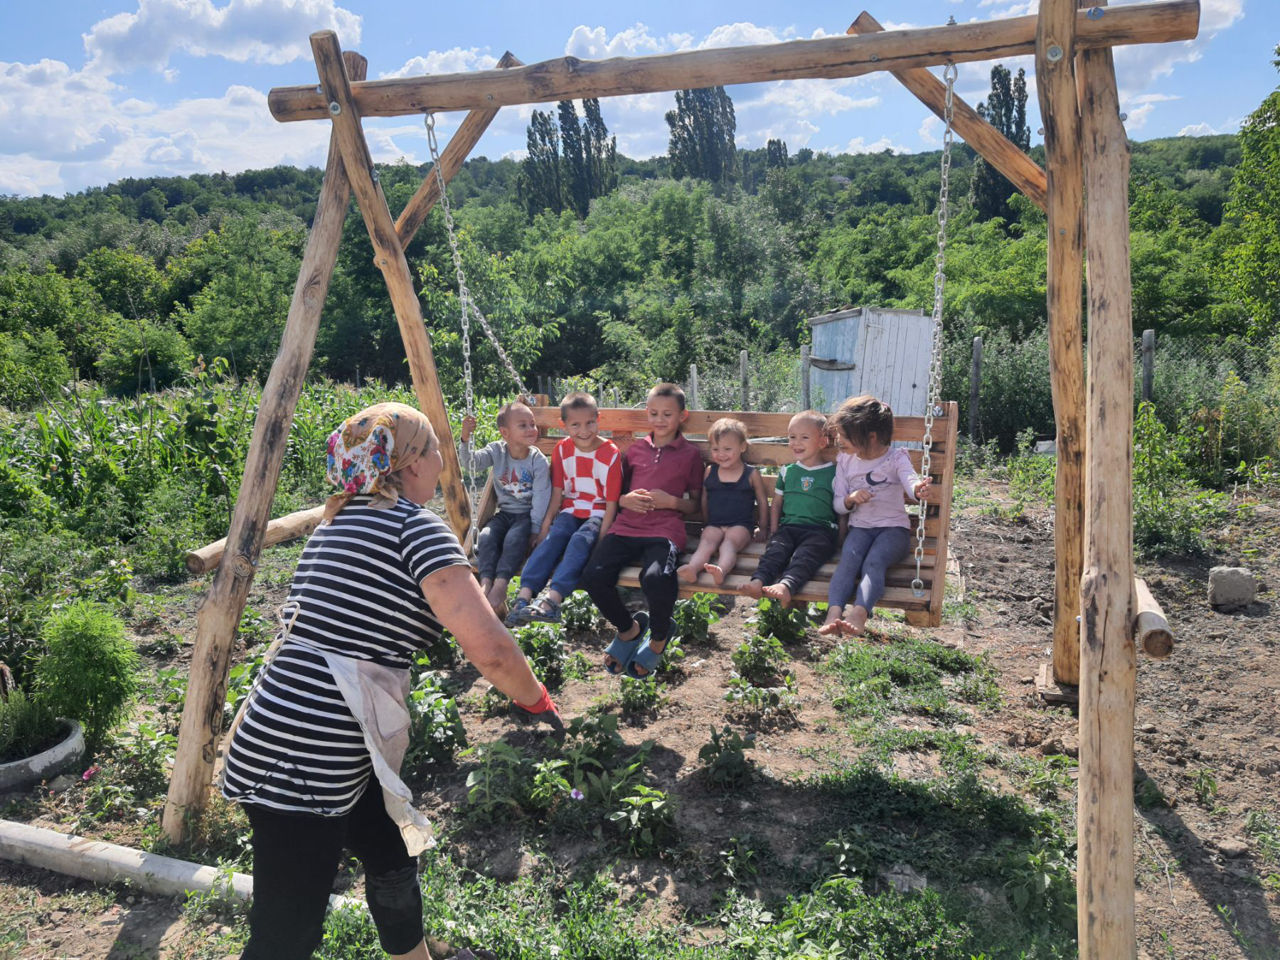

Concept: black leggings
[[241, 782, 422, 960], [753, 523, 839, 594], [582, 534, 680, 644]]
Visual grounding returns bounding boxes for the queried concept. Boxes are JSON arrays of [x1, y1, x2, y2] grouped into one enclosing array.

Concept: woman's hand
[[513, 683, 564, 736]]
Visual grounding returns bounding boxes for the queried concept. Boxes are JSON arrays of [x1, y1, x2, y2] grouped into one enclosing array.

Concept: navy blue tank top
[[705, 463, 757, 529]]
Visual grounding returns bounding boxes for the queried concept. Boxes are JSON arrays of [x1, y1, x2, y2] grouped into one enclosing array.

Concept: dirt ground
[[1, 477, 1277, 959]]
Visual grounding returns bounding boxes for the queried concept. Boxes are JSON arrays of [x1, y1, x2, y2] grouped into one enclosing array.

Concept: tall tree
[[666, 87, 738, 185], [518, 109, 562, 218], [971, 65, 1030, 222], [558, 100, 591, 219], [766, 138, 789, 170], [1221, 45, 1280, 336], [583, 98, 618, 199]]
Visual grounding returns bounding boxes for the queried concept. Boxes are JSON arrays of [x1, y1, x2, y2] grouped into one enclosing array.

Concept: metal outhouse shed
[[805, 306, 935, 415]]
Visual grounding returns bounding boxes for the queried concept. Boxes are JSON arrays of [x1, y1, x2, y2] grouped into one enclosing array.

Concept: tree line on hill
[[0, 56, 1275, 413]]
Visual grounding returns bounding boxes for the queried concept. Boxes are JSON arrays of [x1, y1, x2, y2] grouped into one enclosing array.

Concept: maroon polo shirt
[[608, 432, 705, 550]]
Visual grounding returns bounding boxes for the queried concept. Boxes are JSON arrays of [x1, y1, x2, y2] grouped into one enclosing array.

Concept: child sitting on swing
[[820, 395, 932, 636], [677, 417, 769, 586], [459, 400, 552, 615]]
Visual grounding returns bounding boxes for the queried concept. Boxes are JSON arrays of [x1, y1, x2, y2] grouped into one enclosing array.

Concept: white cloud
[[382, 48, 498, 80], [83, 0, 362, 75], [565, 24, 682, 59], [1178, 121, 1219, 137], [844, 135, 909, 154], [919, 115, 941, 146]]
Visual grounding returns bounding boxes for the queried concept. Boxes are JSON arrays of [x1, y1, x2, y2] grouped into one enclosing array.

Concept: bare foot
[[844, 604, 869, 636], [818, 614, 843, 636], [705, 563, 726, 586], [676, 563, 699, 584], [761, 582, 792, 606], [740, 579, 764, 599]]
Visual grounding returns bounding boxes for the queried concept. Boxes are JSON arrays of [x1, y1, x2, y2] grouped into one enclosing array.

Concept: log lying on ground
[[1133, 577, 1174, 658], [269, 0, 1199, 121], [186, 505, 325, 575]]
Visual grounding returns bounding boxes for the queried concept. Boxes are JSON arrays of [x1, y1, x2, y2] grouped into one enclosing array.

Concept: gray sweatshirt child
[[459, 440, 552, 527]]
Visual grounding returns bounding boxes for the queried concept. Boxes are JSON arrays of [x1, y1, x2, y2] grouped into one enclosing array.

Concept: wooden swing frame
[[164, 4, 1197, 956]]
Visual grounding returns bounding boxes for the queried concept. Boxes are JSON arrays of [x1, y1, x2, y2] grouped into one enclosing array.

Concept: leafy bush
[[608, 783, 677, 856], [1133, 402, 1231, 557], [35, 600, 139, 751], [725, 674, 801, 721], [560, 590, 604, 635], [0, 687, 61, 763], [405, 671, 466, 769], [514, 621, 566, 689], [671, 592, 721, 645], [618, 675, 664, 715], [749, 596, 808, 645], [731, 633, 789, 686], [698, 725, 755, 788]]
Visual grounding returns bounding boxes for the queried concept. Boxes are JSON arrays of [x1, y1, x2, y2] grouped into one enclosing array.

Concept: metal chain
[[913, 62, 957, 598], [425, 113, 531, 404]]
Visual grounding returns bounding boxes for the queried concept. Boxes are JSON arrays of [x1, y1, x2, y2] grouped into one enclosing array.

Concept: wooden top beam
[[270, 0, 1199, 122], [849, 12, 1047, 211]]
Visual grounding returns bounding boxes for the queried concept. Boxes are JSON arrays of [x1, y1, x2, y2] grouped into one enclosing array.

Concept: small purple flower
[[569, 788, 585, 801]]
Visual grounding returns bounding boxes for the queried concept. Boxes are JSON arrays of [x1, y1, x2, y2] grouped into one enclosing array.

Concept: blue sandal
[[604, 611, 649, 675], [626, 632, 666, 679]]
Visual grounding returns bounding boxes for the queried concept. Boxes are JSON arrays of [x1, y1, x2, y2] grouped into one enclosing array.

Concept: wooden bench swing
[[470, 402, 959, 626], [167, 9, 1197, 959]]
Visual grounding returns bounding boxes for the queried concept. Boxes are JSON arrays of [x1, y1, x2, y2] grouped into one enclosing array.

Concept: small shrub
[[35, 601, 139, 751], [749, 597, 808, 645], [462, 740, 531, 821], [562, 713, 626, 763], [618, 675, 664, 715], [698, 725, 755, 788], [671, 593, 721, 645], [608, 783, 677, 856], [514, 621, 566, 689], [0, 688, 62, 763], [561, 591, 604, 635], [724, 674, 801, 721], [731, 634, 789, 686], [405, 672, 466, 769]]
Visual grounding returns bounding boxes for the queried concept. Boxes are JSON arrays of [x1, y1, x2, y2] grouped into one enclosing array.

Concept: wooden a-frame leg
[[162, 51, 368, 844]]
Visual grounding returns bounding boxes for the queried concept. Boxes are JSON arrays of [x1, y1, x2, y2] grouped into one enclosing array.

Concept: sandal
[[504, 598, 533, 627], [527, 598, 562, 623], [626, 631, 666, 679], [604, 611, 648, 675]]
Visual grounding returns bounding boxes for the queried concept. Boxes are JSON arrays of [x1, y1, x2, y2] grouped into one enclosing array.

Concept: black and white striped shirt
[[221, 497, 469, 815]]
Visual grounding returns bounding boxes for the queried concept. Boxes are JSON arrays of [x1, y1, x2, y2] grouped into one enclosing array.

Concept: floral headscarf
[[323, 402, 436, 523]]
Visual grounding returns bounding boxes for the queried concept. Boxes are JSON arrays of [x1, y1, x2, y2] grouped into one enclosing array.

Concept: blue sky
[[1, 0, 1274, 197]]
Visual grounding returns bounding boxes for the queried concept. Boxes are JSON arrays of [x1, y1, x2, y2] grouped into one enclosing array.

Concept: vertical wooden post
[[310, 32, 472, 544], [800, 344, 811, 410], [740, 349, 750, 410], [968, 336, 983, 440], [612, 388, 619, 408], [1141, 329, 1155, 402], [688, 364, 699, 410], [1079, 17, 1138, 959], [161, 51, 368, 842], [1037, 0, 1087, 688]]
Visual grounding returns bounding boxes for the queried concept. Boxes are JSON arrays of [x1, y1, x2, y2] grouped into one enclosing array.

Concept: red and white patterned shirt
[[551, 436, 622, 519]]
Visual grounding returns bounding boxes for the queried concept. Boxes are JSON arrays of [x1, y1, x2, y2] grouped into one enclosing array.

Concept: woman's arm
[[421, 565, 543, 705]]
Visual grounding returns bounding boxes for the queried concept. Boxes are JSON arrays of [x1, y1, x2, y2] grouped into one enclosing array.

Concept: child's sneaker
[[527, 598, 562, 623], [504, 598, 533, 626]]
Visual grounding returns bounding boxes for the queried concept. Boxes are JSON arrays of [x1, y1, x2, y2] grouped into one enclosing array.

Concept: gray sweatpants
[[827, 525, 910, 613]]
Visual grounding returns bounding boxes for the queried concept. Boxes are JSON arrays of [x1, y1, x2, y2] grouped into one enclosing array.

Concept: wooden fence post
[[968, 336, 983, 440], [740, 349, 750, 410], [1141, 329, 1155, 402], [689, 364, 699, 410], [800, 345, 811, 410]]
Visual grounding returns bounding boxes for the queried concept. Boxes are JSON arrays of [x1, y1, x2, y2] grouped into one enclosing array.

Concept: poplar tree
[[518, 109, 563, 218], [971, 65, 1030, 222], [583, 98, 618, 198], [559, 100, 590, 218], [666, 86, 738, 185]]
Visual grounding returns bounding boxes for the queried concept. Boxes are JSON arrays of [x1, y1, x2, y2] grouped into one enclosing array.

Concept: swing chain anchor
[[913, 61, 956, 600]]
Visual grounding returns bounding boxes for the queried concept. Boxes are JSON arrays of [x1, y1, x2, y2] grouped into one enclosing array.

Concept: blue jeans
[[475, 509, 532, 582], [519, 512, 602, 599], [827, 525, 911, 613]]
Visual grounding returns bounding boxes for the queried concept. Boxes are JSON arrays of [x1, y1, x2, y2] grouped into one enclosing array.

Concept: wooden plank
[[270, 2, 1199, 121], [394, 51, 523, 247], [1078, 16, 1138, 958], [1037, 0, 1088, 688], [1036, 662, 1081, 705], [160, 51, 367, 845], [849, 12, 1048, 211], [311, 32, 473, 545], [185, 505, 326, 575]]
